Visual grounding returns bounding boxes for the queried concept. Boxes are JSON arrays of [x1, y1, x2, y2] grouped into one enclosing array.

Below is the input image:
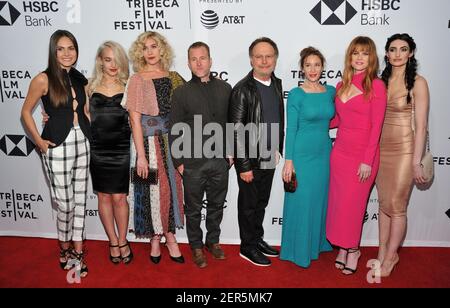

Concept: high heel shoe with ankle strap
[[109, 243, 121, 264], [150, 236, 161, 264], [342, 248, 361, 275], [119, 241, 133, 265], [69, 249, 88, 278], [59, 246, 73, 270], [335, 248, 348, 270]]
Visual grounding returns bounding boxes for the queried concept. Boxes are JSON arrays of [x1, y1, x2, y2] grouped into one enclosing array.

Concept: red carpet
[[0, 236, 449, 288]]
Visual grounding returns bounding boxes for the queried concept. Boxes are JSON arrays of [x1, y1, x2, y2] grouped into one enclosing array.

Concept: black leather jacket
[[228, 70, 285, 173]]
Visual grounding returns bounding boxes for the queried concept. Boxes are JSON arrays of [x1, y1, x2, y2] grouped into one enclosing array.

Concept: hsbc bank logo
[[0, 1, 81, 27], [0, 134, 35, 156], [0, 1, 21, 26], [310, 0, 357, 25]]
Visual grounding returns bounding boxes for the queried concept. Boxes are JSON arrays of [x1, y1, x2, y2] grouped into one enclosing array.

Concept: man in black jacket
[[229, 37, 285, 266], [169, 42, 232, 268]]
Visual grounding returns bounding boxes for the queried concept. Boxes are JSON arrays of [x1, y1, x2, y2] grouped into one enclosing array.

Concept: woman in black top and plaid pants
[[21, 30, 91, 278]]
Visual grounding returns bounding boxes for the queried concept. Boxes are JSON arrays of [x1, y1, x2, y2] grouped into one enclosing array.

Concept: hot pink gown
[[326, 72, 387, 249]]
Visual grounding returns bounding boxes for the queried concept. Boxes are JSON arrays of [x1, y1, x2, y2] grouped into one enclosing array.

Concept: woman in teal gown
[[280, 47, 335, 268]]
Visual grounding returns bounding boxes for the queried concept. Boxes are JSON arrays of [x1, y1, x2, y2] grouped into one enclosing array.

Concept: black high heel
[[165, 241, 185, 264], [334, 248, 348, 270], [342, 248, 361, 275], [119, 241, 133, 265], [109, 243, 121, 264], [150, 255, 162, 264], [150, 236, 161, 264], [59, 247, 72, 270], [70, 249, 88, 278]]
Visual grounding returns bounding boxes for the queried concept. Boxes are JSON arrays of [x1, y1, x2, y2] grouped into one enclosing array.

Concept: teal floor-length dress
[[280, 85, 335, 268]]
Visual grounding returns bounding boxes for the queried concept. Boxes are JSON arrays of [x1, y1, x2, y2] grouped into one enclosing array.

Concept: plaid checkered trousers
[[42, 126, 90, 242]]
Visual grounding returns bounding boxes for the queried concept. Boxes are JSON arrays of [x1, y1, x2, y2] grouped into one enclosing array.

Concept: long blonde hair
[[89, 41, 129, 94], [128, 31, 174, 73], [337, 36, 379, 100]]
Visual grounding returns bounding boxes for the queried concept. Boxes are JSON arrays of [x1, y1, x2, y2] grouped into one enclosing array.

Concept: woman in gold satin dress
[[376, 33, 430, 277]]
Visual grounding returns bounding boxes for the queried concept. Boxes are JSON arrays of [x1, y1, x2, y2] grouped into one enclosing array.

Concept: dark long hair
[[46, 30, 79, 107], [381, 33, 417, 103]]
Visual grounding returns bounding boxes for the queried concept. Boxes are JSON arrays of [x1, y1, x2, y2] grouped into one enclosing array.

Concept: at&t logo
[[201, 10, 219, 29], [200, 10, 245, 29]]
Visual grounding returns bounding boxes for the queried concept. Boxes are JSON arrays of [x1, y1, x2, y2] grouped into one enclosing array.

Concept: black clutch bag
[[130, 167, 158, 185], [284, 172, 297, 193]]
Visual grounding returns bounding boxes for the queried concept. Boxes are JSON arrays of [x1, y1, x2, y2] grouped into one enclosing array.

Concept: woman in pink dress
[[326, 36, 387, 275]]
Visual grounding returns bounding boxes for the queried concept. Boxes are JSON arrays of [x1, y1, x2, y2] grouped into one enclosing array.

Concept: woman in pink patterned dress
[[326, 36, 387, 275], [124, 31, 185, 264]]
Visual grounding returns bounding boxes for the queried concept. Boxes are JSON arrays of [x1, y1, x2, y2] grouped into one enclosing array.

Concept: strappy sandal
[[335, 249, 348, 270], [70, 250, 88, 278], [119, 241, 134, 265], [59, 246, 72, 270], [342, 248, 361, 275], [109, 243, 121, 264]]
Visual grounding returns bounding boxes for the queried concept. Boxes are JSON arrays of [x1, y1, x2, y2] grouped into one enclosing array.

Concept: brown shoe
[[192, 248, 207, 268], [206, 243, 226, 260]]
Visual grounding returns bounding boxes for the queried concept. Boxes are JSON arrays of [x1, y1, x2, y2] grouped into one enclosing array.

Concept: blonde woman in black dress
[[88, 41, 133, 264]]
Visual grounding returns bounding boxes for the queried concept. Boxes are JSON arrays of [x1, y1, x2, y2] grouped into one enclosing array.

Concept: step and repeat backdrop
[[1, 0, 449, 246]]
